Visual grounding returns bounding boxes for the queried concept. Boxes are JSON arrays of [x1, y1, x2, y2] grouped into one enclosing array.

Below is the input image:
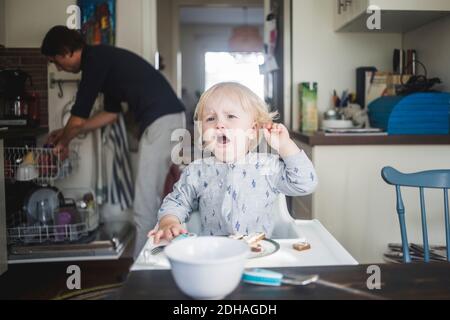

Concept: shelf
[[291, 131, 450, 146]]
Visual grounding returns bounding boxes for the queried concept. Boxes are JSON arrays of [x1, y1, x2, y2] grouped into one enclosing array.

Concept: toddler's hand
[[148, 223, 188, 245], [263, 123, 290, 152]]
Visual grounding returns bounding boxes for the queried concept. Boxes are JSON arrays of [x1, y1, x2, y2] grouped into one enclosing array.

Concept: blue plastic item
[[368, 93, 450, 135]]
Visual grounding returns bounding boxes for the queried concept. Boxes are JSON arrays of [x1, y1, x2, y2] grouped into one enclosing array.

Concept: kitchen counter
[[0, 127, 48, 140], [291, 131, 450, 146]]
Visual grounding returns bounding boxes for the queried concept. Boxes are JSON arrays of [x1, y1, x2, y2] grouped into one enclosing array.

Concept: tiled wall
[[0, 48, 48, 127]]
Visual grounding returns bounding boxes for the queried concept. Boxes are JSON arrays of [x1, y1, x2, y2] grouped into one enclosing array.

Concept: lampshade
[[228, 26, 264, 52]]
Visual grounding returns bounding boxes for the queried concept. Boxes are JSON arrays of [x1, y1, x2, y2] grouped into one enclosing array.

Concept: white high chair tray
[[131, 219, 358, 271]]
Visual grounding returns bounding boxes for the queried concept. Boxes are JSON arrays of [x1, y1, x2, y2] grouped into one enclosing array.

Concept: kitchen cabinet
[[291, 132, 450, 264], [0, 138, 7, 276], [334, 0, 450, 33]]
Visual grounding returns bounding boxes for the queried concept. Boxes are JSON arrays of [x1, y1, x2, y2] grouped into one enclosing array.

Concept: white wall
[[291, 0, 402, 130], [2, 0, 157, 63], [4, 0, 74, 48], [0, 0, 5, 46], [403, 15, 450, 92]]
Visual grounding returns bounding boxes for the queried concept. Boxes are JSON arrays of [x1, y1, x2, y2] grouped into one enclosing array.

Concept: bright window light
[[205, 52, 265, 99]]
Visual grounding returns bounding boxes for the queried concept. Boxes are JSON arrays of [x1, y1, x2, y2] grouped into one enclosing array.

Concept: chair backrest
[[185, 194, 299, 239], [381, 166, 450, 263]]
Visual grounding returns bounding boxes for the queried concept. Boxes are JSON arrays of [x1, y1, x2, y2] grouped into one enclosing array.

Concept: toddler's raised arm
[[272, 151, 318, 196]]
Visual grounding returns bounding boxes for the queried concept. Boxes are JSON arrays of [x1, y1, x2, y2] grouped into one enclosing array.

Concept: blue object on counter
[[242, 269, 285, 286], [172, 233, 197, 242], [368, 93, 450, 135]]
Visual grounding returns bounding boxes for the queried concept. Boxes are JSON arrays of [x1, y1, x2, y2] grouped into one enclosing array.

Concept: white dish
[[15, 164, 39, 181], [164, 237, 249, 300], [322, 119, 354, 129]]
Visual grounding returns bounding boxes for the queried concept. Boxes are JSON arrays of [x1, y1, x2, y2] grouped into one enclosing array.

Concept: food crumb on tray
[[229, 232, 266, 253], [293, 242, 311, 252]]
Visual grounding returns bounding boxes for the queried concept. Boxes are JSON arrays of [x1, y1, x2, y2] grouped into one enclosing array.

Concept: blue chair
[[381, 167, 450, 263]]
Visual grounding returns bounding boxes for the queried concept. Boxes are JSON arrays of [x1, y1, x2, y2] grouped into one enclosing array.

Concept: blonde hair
[[193, 82, 279, 150], [195, 82, 277, 124]]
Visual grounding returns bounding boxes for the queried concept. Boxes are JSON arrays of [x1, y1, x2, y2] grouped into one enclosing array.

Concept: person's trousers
[[133, 111, 186, 258]]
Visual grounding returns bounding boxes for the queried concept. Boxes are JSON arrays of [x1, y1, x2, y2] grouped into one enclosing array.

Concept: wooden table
[[120, 263, 450, 300], [0, 258, 133, 300]]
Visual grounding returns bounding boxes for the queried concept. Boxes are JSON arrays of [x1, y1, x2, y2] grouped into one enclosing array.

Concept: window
[[205, 52, 265, 99]]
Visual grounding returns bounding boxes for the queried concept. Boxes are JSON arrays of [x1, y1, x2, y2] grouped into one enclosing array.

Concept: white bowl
[[322, 119, 354, 129], [164, 237, 250, 300], [16, 164, 39, 181]]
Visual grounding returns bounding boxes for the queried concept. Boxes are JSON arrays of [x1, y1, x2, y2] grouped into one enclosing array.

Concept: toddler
[[151, 82, 317, 243]]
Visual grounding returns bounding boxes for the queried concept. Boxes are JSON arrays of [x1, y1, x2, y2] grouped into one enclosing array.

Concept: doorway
[[156, 0, 292, 137], [178, 5, 265, 134]]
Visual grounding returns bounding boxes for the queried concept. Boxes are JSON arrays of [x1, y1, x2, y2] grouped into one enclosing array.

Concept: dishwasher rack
[[7, 188, 99, 245], [3, 146, 79, 184]]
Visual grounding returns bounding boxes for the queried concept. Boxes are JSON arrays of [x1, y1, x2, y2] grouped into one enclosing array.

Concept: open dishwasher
[[3, 145, 134, 263]]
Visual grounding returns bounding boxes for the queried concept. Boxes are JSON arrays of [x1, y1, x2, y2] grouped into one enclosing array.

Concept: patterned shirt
[[157, 151, 317, 238]]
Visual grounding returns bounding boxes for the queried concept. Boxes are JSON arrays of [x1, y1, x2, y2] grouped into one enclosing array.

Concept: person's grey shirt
[[158, 151, 318, 238]]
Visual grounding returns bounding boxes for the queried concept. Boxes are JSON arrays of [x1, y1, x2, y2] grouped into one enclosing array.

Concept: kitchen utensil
[[243, 269, 318, 286], [151, 233, 197, 255], [54, 209, 80, 242], [322, 119, 354, 129], [323, 108, 342, 120], [242, 269, 386, 300], [164, 237, 249, 300], [23, 186, 64, 226], [15, 164, 39, 181], [36, 199, 54, 226]]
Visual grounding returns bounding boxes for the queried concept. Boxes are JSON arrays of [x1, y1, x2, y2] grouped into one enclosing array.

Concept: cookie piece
[[293, 242, 311, 252]]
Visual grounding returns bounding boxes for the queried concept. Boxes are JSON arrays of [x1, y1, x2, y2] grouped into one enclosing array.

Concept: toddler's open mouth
[[216, 133, 231, 145]]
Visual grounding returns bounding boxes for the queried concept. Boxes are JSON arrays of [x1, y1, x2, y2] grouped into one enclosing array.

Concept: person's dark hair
[[41, 26, 86, 56]]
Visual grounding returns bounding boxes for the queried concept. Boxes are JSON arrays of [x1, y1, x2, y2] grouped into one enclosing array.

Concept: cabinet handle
[[337, 0, 345, 14], [343, 0, 352, 12]]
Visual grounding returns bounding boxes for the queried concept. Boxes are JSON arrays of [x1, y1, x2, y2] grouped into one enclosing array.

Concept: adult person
[[41, 26, 186, 257]]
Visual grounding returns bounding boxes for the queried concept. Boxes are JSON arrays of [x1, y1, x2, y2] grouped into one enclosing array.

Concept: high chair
[[185, 194, 300, 239]]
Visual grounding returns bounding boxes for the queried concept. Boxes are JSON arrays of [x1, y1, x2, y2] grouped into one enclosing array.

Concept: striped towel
[[102, 114, 135, 210]]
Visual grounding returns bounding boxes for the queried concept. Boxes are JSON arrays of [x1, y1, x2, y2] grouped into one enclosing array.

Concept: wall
[[157, 0, 176, 88], [291, 0, 402, 130], [4, 0, 73, 48], [2, 0, 156, 62], [403, 15, 450, 92]]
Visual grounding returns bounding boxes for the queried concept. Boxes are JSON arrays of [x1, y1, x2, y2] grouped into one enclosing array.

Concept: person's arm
[[151, 165, 200, 243], [53, 112, 119, 157], [263, 123, 318, 196]]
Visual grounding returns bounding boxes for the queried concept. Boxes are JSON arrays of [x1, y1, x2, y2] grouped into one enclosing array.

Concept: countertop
[[0, 127, 48, 140], [291, 131, 450, 146]]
